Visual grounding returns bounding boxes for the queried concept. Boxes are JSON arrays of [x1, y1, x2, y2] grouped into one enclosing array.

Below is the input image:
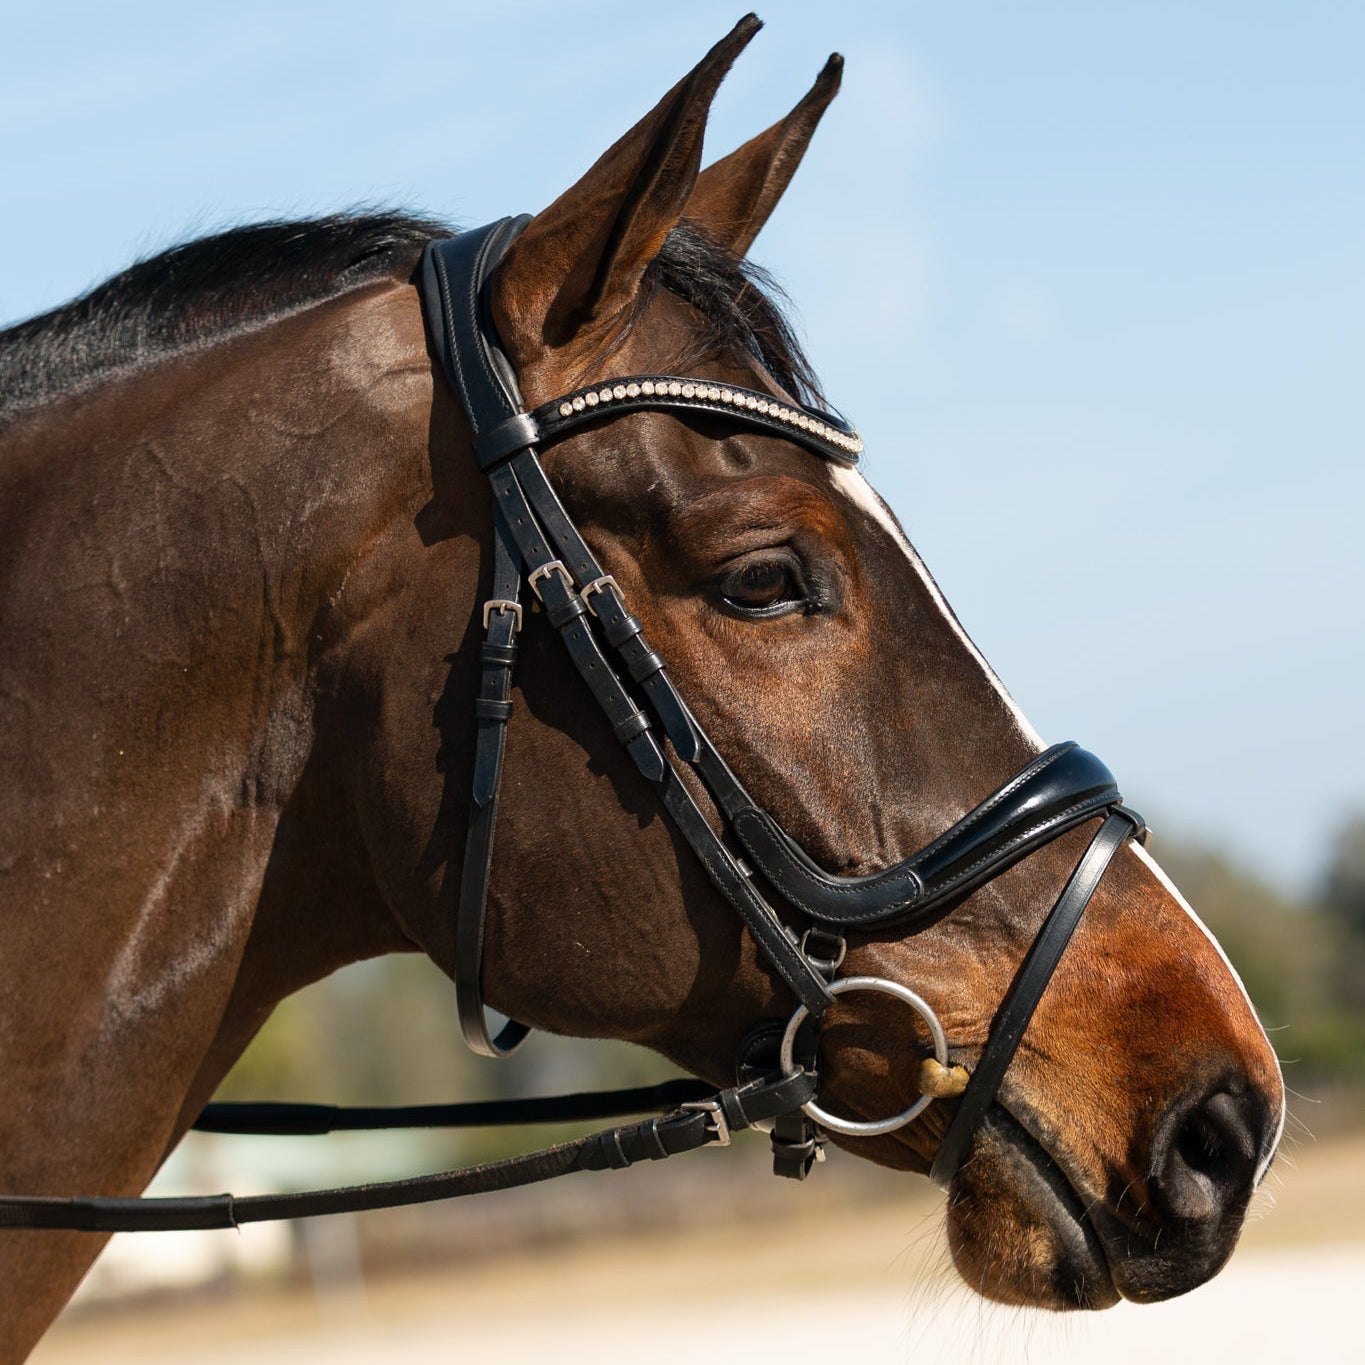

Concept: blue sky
[[3, 1, 1361, 890]]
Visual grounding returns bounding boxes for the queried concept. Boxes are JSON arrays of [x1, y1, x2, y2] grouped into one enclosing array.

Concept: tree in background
[[1155, 816, 1365, 1102], [1319, 815, 1365, 1010]]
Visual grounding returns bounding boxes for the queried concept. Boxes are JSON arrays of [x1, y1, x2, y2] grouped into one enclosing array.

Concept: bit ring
[[779, 976, 949, 1137]]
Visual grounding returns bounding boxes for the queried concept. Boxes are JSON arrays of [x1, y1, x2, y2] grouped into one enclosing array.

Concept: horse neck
[[0, 280, 435, 1243]]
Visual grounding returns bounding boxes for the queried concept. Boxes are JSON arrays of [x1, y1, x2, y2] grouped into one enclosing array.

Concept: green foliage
[[1152, 828, 1365, 1090], [1321, 816, 1365, 931]]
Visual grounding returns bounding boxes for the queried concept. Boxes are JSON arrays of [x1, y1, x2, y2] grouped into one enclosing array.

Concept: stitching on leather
[[468, 229, 516, 415], [434, 249, 483, 427], [826, 796, 1113, 925], [734, 809, 919, 904], [908, 746, 1070, 863], [731, 746, 1084, 912]]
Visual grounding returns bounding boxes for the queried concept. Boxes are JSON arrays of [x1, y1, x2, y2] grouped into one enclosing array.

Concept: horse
[[0, 15, 1283, 1360]]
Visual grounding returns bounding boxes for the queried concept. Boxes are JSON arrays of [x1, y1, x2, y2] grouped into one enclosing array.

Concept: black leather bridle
[[0, 220, 1144, 1233], [419, 218, 1146, 1182]]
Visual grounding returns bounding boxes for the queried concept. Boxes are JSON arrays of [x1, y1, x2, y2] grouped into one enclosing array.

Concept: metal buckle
[[481, 599, 523, 630], [681, 1099, 732, 1147], [800, 928, 847, 976], [580, 575, 620, 616], [528, 560, 573, 600]]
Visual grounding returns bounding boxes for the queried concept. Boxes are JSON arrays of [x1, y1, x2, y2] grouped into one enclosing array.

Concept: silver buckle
[[481, 599, 523, 630], [800, 928, 847, 975], [681, 1099, 732, 1147], [580, 575, 620, 615], [528, 560, 573, 599]]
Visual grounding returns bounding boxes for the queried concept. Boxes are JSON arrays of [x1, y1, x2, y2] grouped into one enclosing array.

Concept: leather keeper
[[475, 413, 541, 469], [639, 1118, 670, 1162], [475, 699, 514, 722], [600, 1130, 631, 1170], [719, 1088, 750, 1133], [603, 612, 643, 648], [627, 649, 665, 682], [612, 711, 652, 745], [546, 596, 588, 629], [480, 642, 517, 666]]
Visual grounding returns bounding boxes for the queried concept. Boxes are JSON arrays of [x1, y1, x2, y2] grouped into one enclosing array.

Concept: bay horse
[[0, 15, 1282, 1360]]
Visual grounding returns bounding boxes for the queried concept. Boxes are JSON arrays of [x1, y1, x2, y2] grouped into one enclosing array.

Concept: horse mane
[[0, 212, 820, 415], [0, 214, 447, 414], [648, 221, 823, 406]]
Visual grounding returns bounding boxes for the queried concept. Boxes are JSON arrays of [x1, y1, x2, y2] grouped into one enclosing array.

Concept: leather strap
[[420, 217, 530, 430], [425, 222, 540, 1055], [529, 375, 861, 465], [488, 452, 834, 1014], [456, 506, 530, 1056], [928, 808, 1141, 1188], [0, 1071, 816, 1233], [193, 1078, 715, 1134], [716, 742, 1121, 927]]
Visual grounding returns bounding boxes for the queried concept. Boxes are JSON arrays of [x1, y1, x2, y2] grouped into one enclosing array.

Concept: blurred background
[[5, 2, 1362, 1361]]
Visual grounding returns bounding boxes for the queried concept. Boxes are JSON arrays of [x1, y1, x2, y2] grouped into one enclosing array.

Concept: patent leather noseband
[[422, 218, 1147, 1183]]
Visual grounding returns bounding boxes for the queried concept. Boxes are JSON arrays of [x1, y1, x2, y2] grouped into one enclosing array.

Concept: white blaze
[[826, 463, 1043, 749], [827, 461, 1286, 1177]]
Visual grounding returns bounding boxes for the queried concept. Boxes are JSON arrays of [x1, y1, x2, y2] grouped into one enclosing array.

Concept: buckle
[[681, 1099, 731, 1147], [580, 575, 620, 616], [528, 560, 573, 600], [481, 599, 523, 630], [800, 928, 847, 976]]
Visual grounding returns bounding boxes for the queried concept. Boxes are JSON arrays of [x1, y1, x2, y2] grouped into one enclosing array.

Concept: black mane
[[650, 222, 823, 405], [0, 212, 820, 414], [0, 214, 447, 413]]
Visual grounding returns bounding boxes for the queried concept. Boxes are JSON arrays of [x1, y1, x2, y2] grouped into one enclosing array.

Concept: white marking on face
[[827, 460, 1285, 1179], [1130, 840, 1287, 1183], [826, 463, 1044, 749]]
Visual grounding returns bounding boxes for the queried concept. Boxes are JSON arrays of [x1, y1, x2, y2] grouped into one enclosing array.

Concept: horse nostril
[[1154, 1086, 1269, 1225]]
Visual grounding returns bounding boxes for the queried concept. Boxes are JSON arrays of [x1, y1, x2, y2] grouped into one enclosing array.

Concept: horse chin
[[943, 1108, 1120, 1312]]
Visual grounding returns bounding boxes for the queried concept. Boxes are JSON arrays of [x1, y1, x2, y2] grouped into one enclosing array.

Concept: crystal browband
[[529, 374, 863, 465]]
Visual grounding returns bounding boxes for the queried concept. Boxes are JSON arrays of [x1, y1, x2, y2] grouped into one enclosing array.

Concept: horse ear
[[492, 15, 761, 362], [684, 54, 843, 257]]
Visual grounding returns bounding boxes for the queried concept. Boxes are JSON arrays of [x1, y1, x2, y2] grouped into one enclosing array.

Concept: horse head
[[400, 16, 1283, 1310], [0, 15, 1284, 1355]]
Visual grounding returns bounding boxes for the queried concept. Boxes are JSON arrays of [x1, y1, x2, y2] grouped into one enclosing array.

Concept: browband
[[531, 375, 862, 464]]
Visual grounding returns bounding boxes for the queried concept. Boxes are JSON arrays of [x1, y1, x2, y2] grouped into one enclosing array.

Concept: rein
[[0, 219, 1144, 1233]]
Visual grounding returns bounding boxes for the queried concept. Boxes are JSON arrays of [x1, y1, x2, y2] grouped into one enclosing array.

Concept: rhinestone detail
[[537, 375, 864, 459]]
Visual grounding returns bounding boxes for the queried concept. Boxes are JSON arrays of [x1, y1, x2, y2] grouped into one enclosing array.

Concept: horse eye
[[719, 556, 806, 616]]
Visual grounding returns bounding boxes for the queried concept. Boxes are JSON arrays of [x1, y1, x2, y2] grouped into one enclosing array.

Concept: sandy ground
[[31, 1130, 1365, 1365]]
